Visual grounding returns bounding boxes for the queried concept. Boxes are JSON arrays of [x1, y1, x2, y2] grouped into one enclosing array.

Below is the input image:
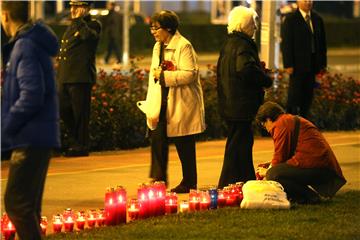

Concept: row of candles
[[1, 182, 244, 238]]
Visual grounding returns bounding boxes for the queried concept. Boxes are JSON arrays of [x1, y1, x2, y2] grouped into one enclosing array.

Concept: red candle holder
[[235, 182, 244, 203], [115, 186, 127, 224], [127, 199, 140, 221], [179, 200, 189, 213], [97, 209, 106, 227], [75, 211, 86, 230], [154, 181, 166, 216], [165, 192, 178, 214], [228, 184, 240, 206], [137, 183, 149, 219], [52, 214, 63, 233], [63, 208, 75, 232], [105, 187, 117, 226], [40, 216, 48, 236], [199, 191, 211, 210], [86, 210, 97, 228], [1, 213, 16, 240], [217, 190, 226, 208], [147, 183, 156, 217], [189, 189, 200, 211], [223, 186, 237, 207]]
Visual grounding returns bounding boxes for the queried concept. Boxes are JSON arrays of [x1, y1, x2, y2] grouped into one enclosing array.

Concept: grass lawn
[[45, 191, 360, 240]]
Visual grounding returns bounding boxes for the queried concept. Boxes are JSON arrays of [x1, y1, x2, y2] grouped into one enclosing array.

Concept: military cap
[[69, 0, 92, 6]]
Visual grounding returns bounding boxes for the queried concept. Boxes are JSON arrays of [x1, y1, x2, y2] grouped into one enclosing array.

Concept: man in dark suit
[[281, 0, 327, 118], [103, 1, 123, 64], [57, 0, 101, 157]]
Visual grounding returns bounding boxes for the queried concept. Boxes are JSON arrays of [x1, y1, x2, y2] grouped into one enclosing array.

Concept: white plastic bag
[[240, 180, 290, 209], [136, 79, 161, 130]]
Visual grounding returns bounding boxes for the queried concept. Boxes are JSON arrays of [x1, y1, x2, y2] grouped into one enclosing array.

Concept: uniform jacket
[[270, 114, 346, 197], [138, 31, 206, 137], [281, 9, 327, 74], [217, 31, 272, 121], [57, 14, 101, 84], [1, 22, 60, 150]]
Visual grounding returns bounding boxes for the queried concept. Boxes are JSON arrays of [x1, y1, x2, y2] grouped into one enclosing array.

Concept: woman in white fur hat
[[217, 6, 273, 188]]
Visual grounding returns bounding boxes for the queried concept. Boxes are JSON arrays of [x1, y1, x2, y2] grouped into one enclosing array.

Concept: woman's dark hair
[[150, 10, 179, 35], [256, 101, 285, 123], [2, 1, 29, 23]]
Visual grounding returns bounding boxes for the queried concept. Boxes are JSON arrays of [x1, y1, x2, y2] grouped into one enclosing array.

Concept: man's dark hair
[[2, 1, 29, 23], [150, 10, 179, 35], [256, 101, 286, 123]]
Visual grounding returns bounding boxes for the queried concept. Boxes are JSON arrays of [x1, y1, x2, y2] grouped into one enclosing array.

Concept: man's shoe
[[170, 184, 196, 194], [64, 148, 89, 157]]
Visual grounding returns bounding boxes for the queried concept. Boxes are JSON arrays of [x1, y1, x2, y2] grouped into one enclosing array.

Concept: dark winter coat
[[217, 31, 272, 121], [57, 14, 101, 84], [2, 22, 60, 150]]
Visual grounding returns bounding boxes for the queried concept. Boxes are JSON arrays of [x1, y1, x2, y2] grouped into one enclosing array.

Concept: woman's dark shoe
[[150, 179, 168, 188], [170, 184, 196, 194]]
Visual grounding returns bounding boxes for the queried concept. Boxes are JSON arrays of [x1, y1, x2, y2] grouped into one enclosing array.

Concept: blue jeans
[[5, 147, 51, 240]]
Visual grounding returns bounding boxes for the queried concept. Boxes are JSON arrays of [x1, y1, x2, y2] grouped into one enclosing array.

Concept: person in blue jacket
[[1, 2, 60, 239]]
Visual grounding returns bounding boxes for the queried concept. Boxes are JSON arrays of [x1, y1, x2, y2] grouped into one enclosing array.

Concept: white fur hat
[[227, 6, 258, 36]]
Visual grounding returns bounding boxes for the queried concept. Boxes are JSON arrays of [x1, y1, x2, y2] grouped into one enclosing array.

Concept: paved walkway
[[1, 131, 359, 232]]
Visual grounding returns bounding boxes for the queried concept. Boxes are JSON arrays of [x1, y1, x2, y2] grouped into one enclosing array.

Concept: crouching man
[[256, 101, 346, 204]]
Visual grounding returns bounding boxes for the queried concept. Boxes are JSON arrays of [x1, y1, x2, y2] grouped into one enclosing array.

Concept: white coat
[[137, 31, 206, 137]]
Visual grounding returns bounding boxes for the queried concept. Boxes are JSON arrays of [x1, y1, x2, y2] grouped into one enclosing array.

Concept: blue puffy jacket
[[1, 21, 61, 151]]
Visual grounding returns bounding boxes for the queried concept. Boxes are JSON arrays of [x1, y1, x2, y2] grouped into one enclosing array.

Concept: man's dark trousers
[[5, 148, 51, 239], [60, 83, 92, 152]]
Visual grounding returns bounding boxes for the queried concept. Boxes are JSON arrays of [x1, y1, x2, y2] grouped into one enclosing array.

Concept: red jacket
[[270, 114, 346, 196]]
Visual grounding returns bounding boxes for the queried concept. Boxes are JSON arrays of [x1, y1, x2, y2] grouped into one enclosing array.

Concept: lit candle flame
[[7, 221, 14, 229], [148, 190, 154, 199]]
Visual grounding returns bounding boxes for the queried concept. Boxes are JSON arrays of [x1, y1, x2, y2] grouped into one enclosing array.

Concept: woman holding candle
[[137, 10, 205, 193], [217, 6, 272, 189]]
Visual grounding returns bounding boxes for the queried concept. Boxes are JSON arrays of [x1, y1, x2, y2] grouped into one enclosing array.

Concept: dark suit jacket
[[281, 9, 327, 74], [57, 14, 101, 84]]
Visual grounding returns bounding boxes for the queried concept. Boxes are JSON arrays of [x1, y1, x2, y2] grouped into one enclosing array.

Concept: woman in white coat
[[138, 10, 205, 193]]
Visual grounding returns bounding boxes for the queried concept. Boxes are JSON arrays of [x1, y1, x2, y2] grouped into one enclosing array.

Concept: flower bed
[[60, 62, 360, 152], [266, 71, 360, 130]]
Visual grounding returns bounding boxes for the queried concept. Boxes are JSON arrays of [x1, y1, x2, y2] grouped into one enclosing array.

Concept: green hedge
[[59, 62, 360, 152], [324, 19, 360, 47]]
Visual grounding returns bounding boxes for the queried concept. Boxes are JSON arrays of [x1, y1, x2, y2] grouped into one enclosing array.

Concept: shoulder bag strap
[[289, 115, 300, 158]]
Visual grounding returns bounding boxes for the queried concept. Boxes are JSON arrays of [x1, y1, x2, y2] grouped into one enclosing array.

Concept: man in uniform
[[57, 0, 101, 157]]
